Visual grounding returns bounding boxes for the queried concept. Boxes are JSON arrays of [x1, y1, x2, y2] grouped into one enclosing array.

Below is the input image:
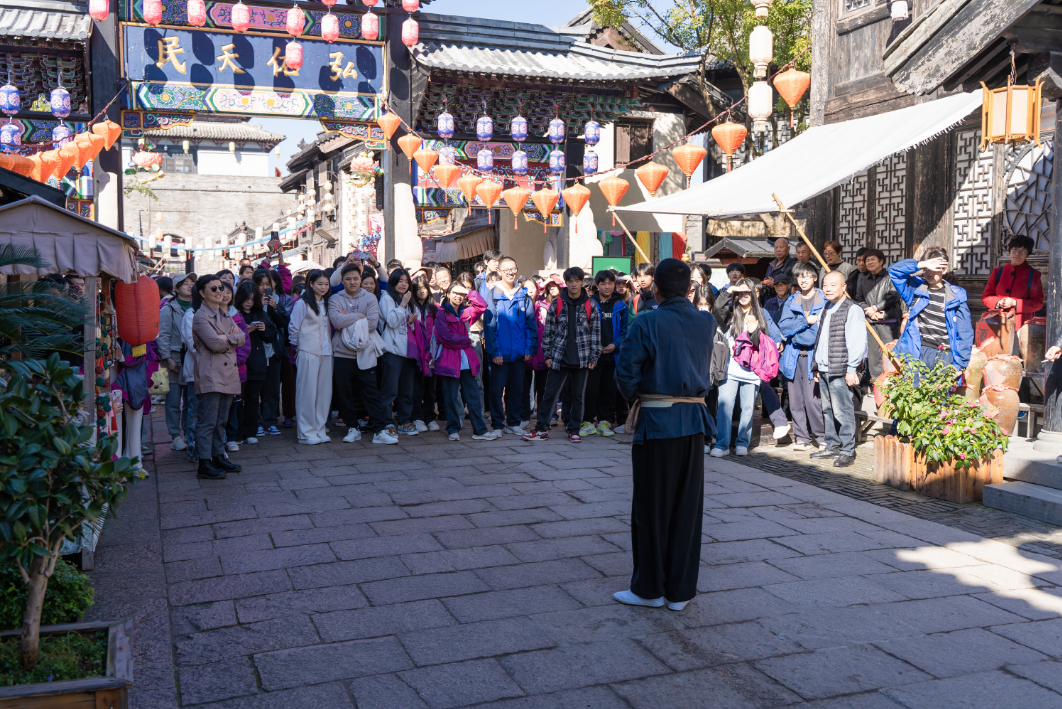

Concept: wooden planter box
[[873, 436, 1003, 503], [0, 619, 132, 708]]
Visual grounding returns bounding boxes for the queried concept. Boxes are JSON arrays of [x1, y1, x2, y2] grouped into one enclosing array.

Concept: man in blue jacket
[[482, 256, 538, 435], [582, 270, 629, 437], [778, 262, 826, 452], [888, 249, 974, 370], [615, 258, 716, 612]]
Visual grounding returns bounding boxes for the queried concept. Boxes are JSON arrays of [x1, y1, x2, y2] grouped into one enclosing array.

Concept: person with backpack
[[981, 235, 1044, 336], [523, 267, 601, 442], [481, 256, 538, 435], [890, 248, 975, 370], [778, 262, 827, 452], [582, 270, 628, 437]]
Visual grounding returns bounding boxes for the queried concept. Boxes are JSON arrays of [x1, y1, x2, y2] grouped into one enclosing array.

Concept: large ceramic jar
[[980, 384, 1019, 435], [965, 347, 988, 400], [984, 354, 1023, 390]]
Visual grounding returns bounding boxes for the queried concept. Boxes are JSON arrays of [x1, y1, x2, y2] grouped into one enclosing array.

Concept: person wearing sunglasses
[[191, 274, 246, 480]]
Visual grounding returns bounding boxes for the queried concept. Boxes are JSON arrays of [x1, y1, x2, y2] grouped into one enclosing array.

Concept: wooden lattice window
[[873, 152, 907, 263], [837, 171, 868, 256], [953, 129, 996, 275]]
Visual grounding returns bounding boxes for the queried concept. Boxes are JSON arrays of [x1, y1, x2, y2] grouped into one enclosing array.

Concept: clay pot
[[1019, 316, 1047, 371], [881, 340, 900, 374], [980, 384, 1019, 436], [873, 372, 896, 410], [964, 347, 988, 400], [983, 354, 1023, 390]]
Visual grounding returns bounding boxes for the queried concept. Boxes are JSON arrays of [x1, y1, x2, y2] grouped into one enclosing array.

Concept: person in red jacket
[[982, 235, 1044, 332]]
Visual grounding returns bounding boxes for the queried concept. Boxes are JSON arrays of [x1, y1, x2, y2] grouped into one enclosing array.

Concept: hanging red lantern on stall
[[377, 112, 401, 141], [599, 175, 629, 226], [562, 183, 591, 233], [143, 0, 162, 25], [89, 0, 109, 23], [402, 17, 419, 46], [635, 161, 669, 197], [457, 174, 483, 206], [711, 121, 747, 172], [286, 4, 304, 36], [187, 0, 207, 27], [530, 188, 559, 234], [502, 186, 530, 228], [434, 163, 460, 189], [321, 13, 339, 42], [361, 11, 379, 40], [115, 275, 161, 346], [672, 143, 707, 188], [285, 41, 303, 71], [230, 0, 250, 32], [773, 67, 811, 129]]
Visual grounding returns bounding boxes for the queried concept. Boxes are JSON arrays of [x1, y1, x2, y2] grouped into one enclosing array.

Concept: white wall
[[197, 148, 270, 177]]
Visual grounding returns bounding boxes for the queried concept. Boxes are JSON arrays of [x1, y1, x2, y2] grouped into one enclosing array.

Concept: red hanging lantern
[[187, 0, 207, 27], [321, 0, 336, 6], [635, 161, 669, 197], [377, 112, 401, 141], [398, 133, 421, 160], [502, 186, 530, 228], [87, 133, 106, 162], [230, 0, 250, 32], [92, 120, 122, 150], [433, 164, 460, 189], [115, 275, 161, 346], [599, 175, 629, 226], [402, 0, 419, 10], [26, 155, 43, 183], [402, 17, 419, 46], [711, 121, 747, 172], [672, 143, 707, 188], [530, 189, 559, 234], [57, 143, 79, 178], [89, 0, 110, 23], [457, 174, 483, 206], [284, 41, 303, 71], [286, 4, 304, 36], [477, 180, 503, 224], [143, 0, 162, 25], [562, 183, 591, 233], [321, 13, 339, 42], [361, 10, 379, 40], [362, 0, 378, 5], [413, 146, 438, 174], [73, 133, 95, 170], [38, 150, 60, 181], [773, 67, 811, 129]]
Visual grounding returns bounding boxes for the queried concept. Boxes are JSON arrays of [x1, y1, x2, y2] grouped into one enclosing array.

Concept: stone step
[[1003, 446, 1062, 491], [983, 481, 1062, 526]]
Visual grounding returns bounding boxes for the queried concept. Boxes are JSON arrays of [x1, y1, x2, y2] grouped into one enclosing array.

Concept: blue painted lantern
[[476, 115, 493, 142], [52, 124, 72, 148], [584, 120, 600, 146], [50, 86, 70, 119], [0, 84, 19, 116], [510, 115, 528, 143], [0, 122, 21, 153], [511, 149, 528, 176], [549, 148, 565, 174], [477, 147, 494, 172], [582, 149, 598, 176], [439, 145, 457, 165], [548, 117, 566, 145], [437, 111, 454, 140]]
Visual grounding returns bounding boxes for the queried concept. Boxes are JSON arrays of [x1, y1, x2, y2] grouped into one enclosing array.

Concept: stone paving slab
[[87, 414, 1062, 708]]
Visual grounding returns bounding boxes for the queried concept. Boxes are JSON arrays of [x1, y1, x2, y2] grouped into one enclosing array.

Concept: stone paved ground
[[87, 415, 1062, 708]]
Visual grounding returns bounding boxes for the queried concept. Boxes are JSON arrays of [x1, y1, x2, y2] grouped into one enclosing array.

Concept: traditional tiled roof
[[0, 1, 92, 41], [414, 13, 710, 81], [563, 7, 664, 55], [146, 120, 285, 145]]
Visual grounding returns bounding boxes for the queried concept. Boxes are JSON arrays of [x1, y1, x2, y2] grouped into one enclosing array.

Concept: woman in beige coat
[[192, 274, 246, 480]]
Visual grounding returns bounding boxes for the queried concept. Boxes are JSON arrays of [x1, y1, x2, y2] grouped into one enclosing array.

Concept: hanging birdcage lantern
[[477, 147, 494, 172], [437, 110, 454, 140], [50, 86, 70, 119], [402, 17, 419, 46], [511, 148, 528, 176], [749, 25, 773, 80], [0, 122, 21, 153], [322, 13, 339, 42], [0, 83, 19, 117], [476, 113, 493, 142], [583, 149, 598, 176], [510, 115, 528, 142], [230, 0, 250, 32], [548, 117, 566, 145], [187, 0, 207, 27], [549, 148, 565, 174], [748, 81, 773, 134], [584, 120, 600, 146], [361, 10, 379, 40]]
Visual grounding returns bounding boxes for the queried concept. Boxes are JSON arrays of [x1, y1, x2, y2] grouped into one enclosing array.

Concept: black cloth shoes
[[213, 456, 241, 473], [809, 449, 840, 459], [197, 459, 226, 480], [833, 454, 855, 467]]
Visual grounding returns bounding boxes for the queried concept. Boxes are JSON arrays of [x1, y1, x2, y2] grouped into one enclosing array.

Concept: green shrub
[[0, 630, 107, 686], [0, 561, 93, 630]]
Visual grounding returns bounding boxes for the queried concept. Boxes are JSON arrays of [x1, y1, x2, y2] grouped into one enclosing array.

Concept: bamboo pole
[[606, 207, 652, 265], [771, 193, 903, 373]]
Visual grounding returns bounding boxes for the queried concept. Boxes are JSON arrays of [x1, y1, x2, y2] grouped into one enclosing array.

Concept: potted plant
[[874, 356, 1008, 503], [0, 355, 138, 705]]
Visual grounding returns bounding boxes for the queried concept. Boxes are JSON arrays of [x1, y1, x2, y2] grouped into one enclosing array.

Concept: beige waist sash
[[624, 394, 706, 433]]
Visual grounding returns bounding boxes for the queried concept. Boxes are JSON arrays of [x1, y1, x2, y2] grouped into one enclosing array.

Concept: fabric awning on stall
[[617, 90, 984, 218], [0, 196, 139, 282], [429, 225, 496, 263]]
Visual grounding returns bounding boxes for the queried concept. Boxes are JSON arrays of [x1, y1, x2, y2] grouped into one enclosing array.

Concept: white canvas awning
[[618, 90, 984, 218], [430, 226, 495, 263], [0, 196, 140, 282]]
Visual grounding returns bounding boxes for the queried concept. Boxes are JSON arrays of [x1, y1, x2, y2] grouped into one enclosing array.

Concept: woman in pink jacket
[[433, 283, 501, 442]]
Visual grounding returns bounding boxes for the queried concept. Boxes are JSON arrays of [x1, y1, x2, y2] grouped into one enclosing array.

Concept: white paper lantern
[[752, 0, 772, 18], [163, 234, 172, 255], [890, 0, 909, 19], [749, 25, 773, 80], [748, 81, 774, 134]]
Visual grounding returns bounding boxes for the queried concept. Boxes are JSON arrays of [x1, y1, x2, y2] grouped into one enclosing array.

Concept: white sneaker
[[170, 438, 187, 451], [704, 445, 711, 454], [709, 448, 727, 458], [257, 427, 266, 437], [428, 421, 440, 431], [448, 433, 460, 441], [302, 438, 321, 445], [613, 590, 665, 608], [343, 427, 362, 443], [414, 420, 428, 433], [244, 437, 258, 445], [791, 442, 810, 452], [598, 421, 614, 437], [519, 420, 531, 430], [503, 426, 527, 436], [667, 600, 691, 612], [735, 446, 749, 457], [772, 423, 791, 440], [614, 424, 625, 434], [472, 430, 500, 441], [373, 430, 399, 445], [578, 422, 598, 437], [225, 441, 239, 452]]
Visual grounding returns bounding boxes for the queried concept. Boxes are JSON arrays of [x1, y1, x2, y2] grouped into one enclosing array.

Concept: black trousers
[[535, 366, 588, 434], [239, 379, 264, 441], [630, 434, 704, 603], [259, 356, 282, 427], [412, 370, 438, 423], [583, 360, 618, 424], [333, 357, 388, 433]]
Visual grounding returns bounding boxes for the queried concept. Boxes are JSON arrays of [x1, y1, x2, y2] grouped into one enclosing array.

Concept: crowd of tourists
[[137, 232, 1043, 481]]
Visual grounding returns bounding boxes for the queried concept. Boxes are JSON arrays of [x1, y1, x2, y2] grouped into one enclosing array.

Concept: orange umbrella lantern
[[6, 154, 34, 178], [377, 112, 402, 141], [57, 142, 79, 178], [672, 143, 707, 188], [92, 120, 123, 150], [530, 188, 559, 234], [38, 150, 61, 181], [502, 186, 530, 228], [711, 121, 748, 172], [457, 174, 483, 205], [773, 67, 811, 129], [73, 134, 95, 170], [26, 155, 43, 183], [397, 133, 421, 175], [87, 132, 106, 161], [599, 176, 629, 226], [635, 161, 669, 197], [476, 180, 503, 224], [561, 183, 591, 233], [434, 163, 460, 189], [413, 146, 438, 174]]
